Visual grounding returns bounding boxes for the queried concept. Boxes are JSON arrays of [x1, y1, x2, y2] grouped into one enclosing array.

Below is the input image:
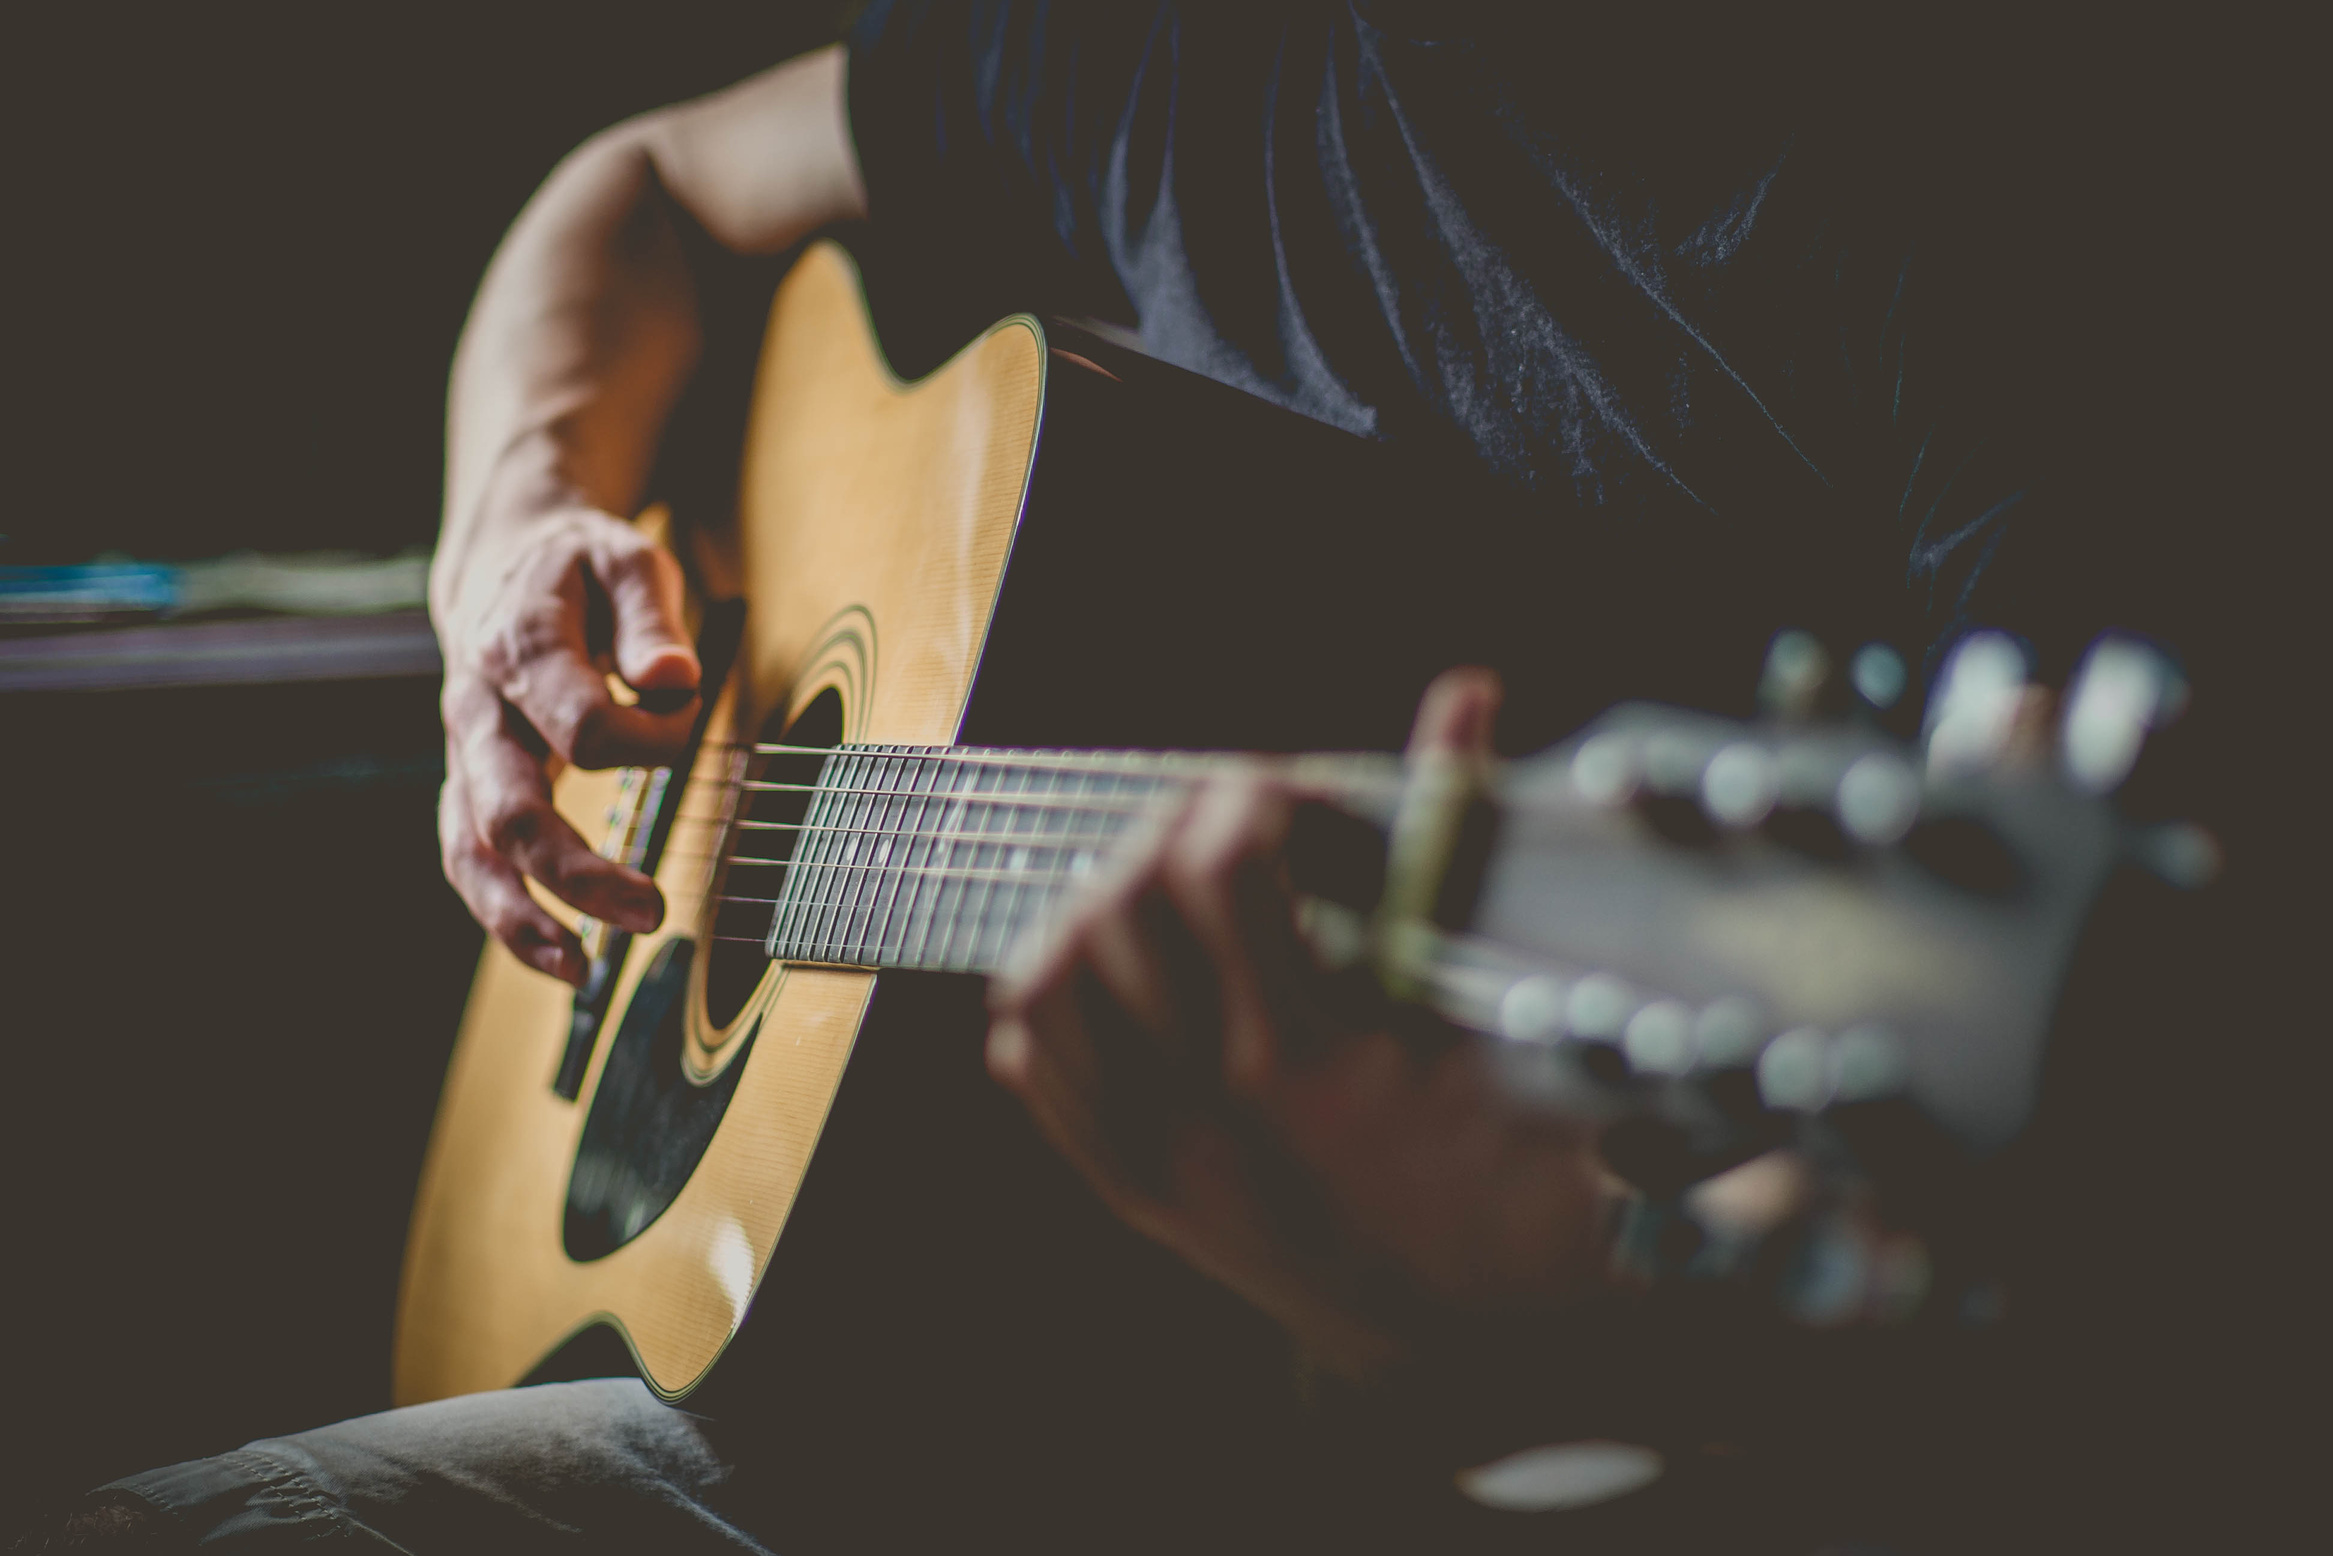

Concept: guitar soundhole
[[701, 689, 843, 1030], [563, 936, 759, 1261]]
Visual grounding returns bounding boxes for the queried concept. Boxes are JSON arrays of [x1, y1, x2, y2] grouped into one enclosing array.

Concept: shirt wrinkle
[[844, 0, 2086, 676]]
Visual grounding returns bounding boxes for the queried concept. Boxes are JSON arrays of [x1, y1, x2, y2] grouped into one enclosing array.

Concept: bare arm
[[432, 45, 865, 982]]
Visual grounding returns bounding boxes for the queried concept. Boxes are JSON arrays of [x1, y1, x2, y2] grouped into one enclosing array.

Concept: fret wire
[[840, 747, 904, 963], [995, 753, 1081, 971], [699, 779, 1185, 816], [829, 746, 880, 964], [975, 755, 1039, 973], [809, 747, 862, 962], [880, 748, 933, 962], [684, 851, 1110, 877], [868, 750, 926, 970], [858, 751, 909, 961], [724, 741, 1227, 778], [761, 747, 805, 959], [955, 755, 1035, 973], [793, 746, 849, 965], [1001, 755, 1115, 962], [926, 756, 981, 966], [745, 858, 1101, 886], [868, 881, 1069, 965], [773, 749, 843, 961], [919, 757, 976, 971], [947, 755, 1012, 975], [924, 758, 981, 972], [1046, 755, 1125, 952], [810, 749, 867, 962], [863, 747, 925, 966], [848, 746, 905, 962], [678, 749, 1194, 971], [668, 813, 1136, 845], [761, 749, 803, 962], [708, 780, 1169, 817], [903, 757, 958, 968], [990, 754, 1066, 971], [909, 760, 965, 965]]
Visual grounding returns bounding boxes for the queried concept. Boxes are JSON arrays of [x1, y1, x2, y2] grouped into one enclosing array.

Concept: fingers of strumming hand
[[595, 532, 701, 703], [476, 541, 695, 769], [440, 761, 586, 984], [487, 616, 696, 768], [446, 678, 664, 934]]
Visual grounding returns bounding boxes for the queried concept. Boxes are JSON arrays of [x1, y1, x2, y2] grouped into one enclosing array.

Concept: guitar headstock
[[1359, 630, 2212, 1195]]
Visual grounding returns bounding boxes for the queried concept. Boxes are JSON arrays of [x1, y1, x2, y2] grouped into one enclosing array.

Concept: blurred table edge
[[0, 609, 441, 692]]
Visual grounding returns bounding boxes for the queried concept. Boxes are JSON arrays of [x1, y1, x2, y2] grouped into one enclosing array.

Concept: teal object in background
[[0, 562, 183, 624], [0, 551, 431, 628]]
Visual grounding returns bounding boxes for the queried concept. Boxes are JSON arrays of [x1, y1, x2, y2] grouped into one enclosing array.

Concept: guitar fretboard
[[751, 745, 1195, 972]]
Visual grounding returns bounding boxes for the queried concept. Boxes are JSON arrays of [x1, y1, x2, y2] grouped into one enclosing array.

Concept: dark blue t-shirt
[[842, 3, 2166, 699]]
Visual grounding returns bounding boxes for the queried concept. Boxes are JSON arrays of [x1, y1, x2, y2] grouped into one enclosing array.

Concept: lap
[[108, 1379, 766, 1552]]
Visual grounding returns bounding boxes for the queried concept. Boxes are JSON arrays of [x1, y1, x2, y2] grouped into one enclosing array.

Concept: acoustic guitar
[[392, 239, 2195, 1418]]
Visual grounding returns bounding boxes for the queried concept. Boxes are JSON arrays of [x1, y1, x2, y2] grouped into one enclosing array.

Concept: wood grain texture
[[394, 242, 1045, 1404]]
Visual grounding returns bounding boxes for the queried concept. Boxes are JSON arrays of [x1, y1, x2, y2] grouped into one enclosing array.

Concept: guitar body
[[397, 242, 1042, 1405], [396, 240, 1504, 1421]]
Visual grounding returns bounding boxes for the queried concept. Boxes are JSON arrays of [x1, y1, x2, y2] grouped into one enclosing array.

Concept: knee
[[9, 1495, 187, 1552]]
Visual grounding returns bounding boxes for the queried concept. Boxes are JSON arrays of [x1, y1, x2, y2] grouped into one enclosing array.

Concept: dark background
[[0, 3, 2317, 1541], [1, 1, 846, 1523]]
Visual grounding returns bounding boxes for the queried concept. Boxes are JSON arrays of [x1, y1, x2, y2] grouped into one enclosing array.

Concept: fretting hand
[[984, 670, 1625, 1379]]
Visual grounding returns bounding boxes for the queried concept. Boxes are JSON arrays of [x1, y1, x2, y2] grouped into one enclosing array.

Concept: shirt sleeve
[[845, 0, 1166, 336]]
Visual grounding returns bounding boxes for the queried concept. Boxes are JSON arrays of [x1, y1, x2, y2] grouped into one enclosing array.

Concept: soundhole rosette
[[688, 686, 846, 1064]]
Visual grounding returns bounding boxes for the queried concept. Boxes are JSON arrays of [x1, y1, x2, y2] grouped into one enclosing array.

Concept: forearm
[[433, 45, 864, 624]]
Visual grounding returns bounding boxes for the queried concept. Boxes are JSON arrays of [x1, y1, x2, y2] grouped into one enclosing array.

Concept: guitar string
[[659, 814, 1135, 843], [591, 745, 1232, 803], [684, 779, 1174, 814], [600, 749, 1203, 963], [871, 748, 943, 964], [732, 748, 1117, 966], [717, 740, 1234, 775], [667, 846, 1120, 872]]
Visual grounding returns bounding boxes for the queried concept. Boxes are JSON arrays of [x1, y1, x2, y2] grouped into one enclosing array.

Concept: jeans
[[107, 1381, 769, 1552]]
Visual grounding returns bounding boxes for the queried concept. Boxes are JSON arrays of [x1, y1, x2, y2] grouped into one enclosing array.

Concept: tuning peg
[[1849, 642, 1909, 711], [1835, 750, 1922, 845], [2135, 821, 2222, 888], [1701, 742, 1780, 828], [1759, 629, 1832, 720], [1923, 632, 2031, 776], [2060, 635, 2186, 793]]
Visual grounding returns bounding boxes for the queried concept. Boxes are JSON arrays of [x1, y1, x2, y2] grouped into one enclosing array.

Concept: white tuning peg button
[[1836, 751, 1921, 845], [1760, 629, 1831, 719], [1757, 1027, 1833, 1111], [1702, 742, 1779, 828], [1924, 632, 2029, 777], [1850, 642, 1908, 710], [2062, 636, 2184, 793], [1830, 1025, 1909, 1102]]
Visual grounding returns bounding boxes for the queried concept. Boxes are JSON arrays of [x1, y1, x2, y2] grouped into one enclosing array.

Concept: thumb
[[598, 535, 701, 702], [1405, 666, 1502, 760]]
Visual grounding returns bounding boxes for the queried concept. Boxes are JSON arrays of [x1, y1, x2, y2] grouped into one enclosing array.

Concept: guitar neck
[[737, 743, 1339, 975]]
